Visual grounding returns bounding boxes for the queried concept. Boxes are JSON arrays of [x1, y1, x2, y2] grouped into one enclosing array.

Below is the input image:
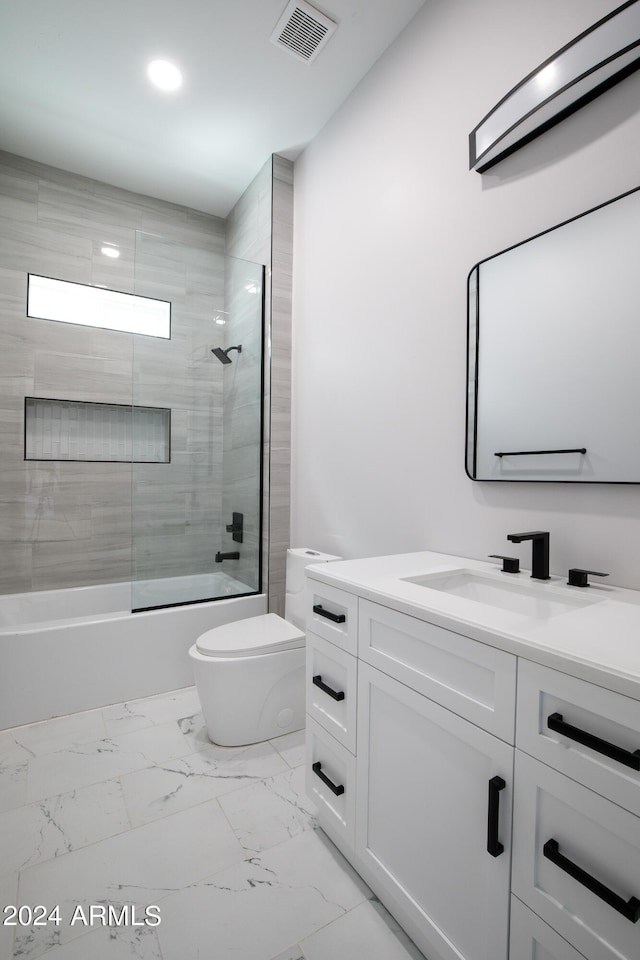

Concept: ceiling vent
[[270, 1, 338, 63]]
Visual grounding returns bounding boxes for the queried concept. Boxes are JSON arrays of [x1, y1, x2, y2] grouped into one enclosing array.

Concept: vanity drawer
[[305, 715, 356, 852], [306, 580, 358, 655], [509, 896, 588, 960], [306, 631, 357, 753], [512, 751, 640, 960], [517, 660, 640, 816], [358, 599, 516, 742]]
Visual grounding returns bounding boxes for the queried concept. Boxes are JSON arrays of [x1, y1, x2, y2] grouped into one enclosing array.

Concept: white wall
[[291, 0, 640, 589]]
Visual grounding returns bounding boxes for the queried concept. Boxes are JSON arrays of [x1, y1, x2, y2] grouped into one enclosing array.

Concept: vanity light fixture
[[146, 59, 183, 92], [469, 0, 640, 172]]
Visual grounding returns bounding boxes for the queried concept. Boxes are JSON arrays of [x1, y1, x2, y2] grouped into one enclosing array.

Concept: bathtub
[[0, 573, 266, 730]]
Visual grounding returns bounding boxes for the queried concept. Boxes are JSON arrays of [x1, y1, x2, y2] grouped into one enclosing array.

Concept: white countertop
[[306, 551, 640, 701]]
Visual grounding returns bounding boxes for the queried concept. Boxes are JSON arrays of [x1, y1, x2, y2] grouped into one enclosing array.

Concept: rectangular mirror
[[466, 185, 640, 482]]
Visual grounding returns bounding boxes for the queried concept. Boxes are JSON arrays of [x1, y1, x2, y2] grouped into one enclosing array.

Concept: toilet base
[[189, 644, 305, 747]]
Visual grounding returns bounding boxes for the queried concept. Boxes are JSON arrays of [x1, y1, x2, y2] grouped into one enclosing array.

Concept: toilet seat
[[195, 612, 305, 659]]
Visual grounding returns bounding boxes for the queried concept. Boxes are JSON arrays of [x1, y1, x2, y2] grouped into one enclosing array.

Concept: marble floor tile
[[300, 899, 425, 960], [4, 686, 427, 960], [175, 709, 213, 750], [25, 926, 164, 960], [121, 739, 289, 827], [26, 722, 191, 803], [0, 758, 28, 813], [156, 829, 371, 960], [0, 707, 106, 761], [268, 949, 305, 960], [218, 764, 316, 854], [0, 732, 37, 767], [269, 728, 305, 768], [102, 686, 200, 737], [16, 799, 245, 959], [0, 779, 130, 880]]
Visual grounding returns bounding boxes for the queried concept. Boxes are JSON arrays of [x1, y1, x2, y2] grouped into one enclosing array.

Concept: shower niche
[[24, 398, 171, 463]]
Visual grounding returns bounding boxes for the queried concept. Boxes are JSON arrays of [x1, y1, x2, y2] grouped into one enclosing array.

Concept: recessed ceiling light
[[101, 245, 120, 259], [147, 59, 183, 92]]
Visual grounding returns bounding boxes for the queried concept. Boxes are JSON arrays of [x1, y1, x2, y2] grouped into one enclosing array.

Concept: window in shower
[[27, 274, 171, 339], [130, 256, 265, 612]]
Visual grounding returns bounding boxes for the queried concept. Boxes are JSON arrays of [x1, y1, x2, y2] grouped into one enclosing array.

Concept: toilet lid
[[195, 613, 305, 658]]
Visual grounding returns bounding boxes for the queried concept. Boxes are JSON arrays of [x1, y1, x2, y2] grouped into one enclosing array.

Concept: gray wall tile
[[0, 152, 242, 595]]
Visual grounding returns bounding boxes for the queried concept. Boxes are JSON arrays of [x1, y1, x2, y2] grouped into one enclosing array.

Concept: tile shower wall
[[225, 155, 294, 615], [0, 150, 227, 593]]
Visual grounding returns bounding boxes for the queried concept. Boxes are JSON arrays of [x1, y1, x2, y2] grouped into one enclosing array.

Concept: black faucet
[[506, 531, 550, 580], [215, 551, 240, 563]]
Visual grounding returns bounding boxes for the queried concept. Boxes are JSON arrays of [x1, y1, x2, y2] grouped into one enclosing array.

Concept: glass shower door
[[130, 252, 264, 612]]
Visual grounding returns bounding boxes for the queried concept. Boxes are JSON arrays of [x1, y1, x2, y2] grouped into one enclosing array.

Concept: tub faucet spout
[[215, 551, 240, 563], [506, 531, 550, 580]]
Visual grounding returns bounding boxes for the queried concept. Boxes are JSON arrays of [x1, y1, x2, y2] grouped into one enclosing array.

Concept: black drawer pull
[[547, 712, 640, 771], [487, 775, 506, 857], [312, 674, 345, 701], [312, 761, 344, 796], [313, 604, 346, 624], [544, 839, 640, 923]]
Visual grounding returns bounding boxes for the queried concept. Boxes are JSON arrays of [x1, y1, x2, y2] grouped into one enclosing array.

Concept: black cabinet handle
[[543, 839, 640, 923], [313, 604, 346, 624], [487, 775, 506, 857], [547, 712, 640, 771], [312, 675, 345, 701], [312, 761, 344, 796]]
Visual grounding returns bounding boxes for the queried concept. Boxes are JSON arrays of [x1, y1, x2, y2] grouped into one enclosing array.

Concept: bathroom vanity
[[304, 551, 640, 960]]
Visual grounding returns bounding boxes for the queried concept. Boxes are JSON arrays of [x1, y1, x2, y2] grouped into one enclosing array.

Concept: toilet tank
[[284, 548, 341, 631]]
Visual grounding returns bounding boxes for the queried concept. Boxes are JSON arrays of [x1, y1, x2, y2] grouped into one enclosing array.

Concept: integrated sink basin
[[401, 569, 601, 618]]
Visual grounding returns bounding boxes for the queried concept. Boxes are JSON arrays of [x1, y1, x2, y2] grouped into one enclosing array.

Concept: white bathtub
[[0, 574, 266, 730]]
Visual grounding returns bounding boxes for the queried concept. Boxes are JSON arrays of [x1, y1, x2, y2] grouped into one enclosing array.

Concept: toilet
[[189, 548, 340, 746]]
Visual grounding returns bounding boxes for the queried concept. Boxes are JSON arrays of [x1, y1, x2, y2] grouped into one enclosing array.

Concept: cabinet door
[[356, 662, 513, 960]]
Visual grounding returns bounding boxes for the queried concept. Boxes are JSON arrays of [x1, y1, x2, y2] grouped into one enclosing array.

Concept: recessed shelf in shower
[[24, 397, 171, 463]]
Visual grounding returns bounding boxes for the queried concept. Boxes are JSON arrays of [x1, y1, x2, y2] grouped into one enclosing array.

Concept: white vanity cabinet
[[304, 552, 640, 960]]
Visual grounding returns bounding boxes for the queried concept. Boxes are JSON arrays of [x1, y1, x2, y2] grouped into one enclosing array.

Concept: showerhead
[[211, 344, 242, 365]]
